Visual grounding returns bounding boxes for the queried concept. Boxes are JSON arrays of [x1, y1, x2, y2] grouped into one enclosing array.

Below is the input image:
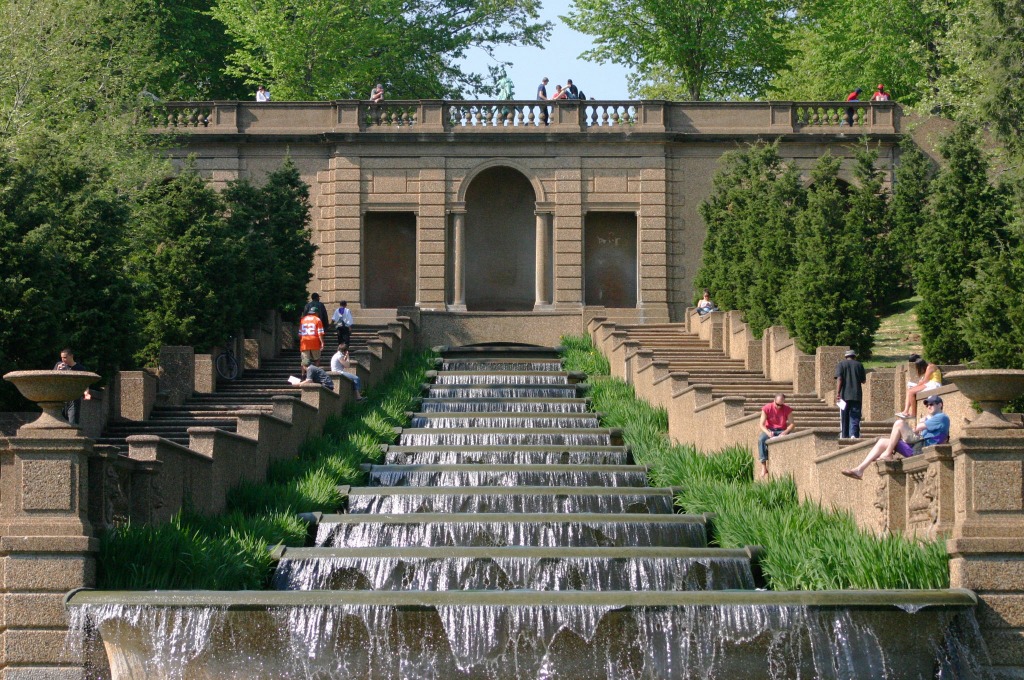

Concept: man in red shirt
[[758, 393, 794, 478], [298, 311, 325, 369]]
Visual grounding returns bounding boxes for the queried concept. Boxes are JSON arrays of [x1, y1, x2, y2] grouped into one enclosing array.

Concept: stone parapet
[[160, 100, 901, 137], [157, 346, 195, 406], [116, 370, 158, 421], [126, 435, 216, 521]]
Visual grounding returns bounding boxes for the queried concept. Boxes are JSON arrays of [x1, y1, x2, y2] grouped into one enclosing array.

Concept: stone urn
[[945, 369, 1024, 430], [3, 370, 100, 430]]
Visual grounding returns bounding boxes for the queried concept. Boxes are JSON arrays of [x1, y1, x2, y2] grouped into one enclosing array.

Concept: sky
[[465, 1, 633, 101]]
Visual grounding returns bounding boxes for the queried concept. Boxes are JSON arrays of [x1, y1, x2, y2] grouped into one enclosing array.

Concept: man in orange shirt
[[298, 311, 325, 369]]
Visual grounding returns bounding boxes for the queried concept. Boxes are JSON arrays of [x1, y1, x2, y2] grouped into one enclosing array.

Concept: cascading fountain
[[66, 344, 983, 678]]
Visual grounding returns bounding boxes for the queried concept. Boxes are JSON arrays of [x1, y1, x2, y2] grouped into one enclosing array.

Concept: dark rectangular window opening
[[363, 212, 416, 308]]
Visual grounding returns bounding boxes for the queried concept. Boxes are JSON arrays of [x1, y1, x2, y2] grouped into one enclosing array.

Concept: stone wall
[[165, 100, 901, 324]]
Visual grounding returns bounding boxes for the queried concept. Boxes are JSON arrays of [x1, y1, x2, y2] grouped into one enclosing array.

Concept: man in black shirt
[[835, 349, 867, 439], [54, 348, 91, 425], [302, 293, 329, 330]]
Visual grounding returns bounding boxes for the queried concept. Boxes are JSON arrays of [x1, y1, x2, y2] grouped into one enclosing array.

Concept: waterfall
[[410, 415, 600, 428], [419, 399, 590, 413], [273, 555, 756, 591], [346, 492, 674, 514], [315, 519, 707, 549], [368, 469, 648, 487]]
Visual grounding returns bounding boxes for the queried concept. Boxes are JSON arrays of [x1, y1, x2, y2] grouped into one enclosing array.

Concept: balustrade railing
[[154, 100, 898, 135]]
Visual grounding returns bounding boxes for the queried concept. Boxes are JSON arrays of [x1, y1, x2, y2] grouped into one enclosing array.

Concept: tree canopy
[[566, 0, 796, 100], [209, 0, 551, 99]]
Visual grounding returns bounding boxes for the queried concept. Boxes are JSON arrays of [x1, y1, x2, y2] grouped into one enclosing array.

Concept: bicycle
[[215, 336, 240, 381]]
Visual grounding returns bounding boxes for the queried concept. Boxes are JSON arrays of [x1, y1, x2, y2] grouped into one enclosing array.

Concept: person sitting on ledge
[[757, 393, 794, 479], [331, 344, 365, 401], [696, 289, 719, 316], [842, 395, 949, 480], [896, 353, 942, 419]]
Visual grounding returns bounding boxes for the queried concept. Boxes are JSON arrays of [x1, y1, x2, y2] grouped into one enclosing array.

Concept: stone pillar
[[0, 425, 97, 678], [449, 211, 467, 311], [947, 428, 1024, 678], [534, 211, 552, 310], [158, 345, 195, 406]]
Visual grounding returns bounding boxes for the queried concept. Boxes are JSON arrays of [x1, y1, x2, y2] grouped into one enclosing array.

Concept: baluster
[[601, 107, 609, 126], [516, 108, 524, 126], [611, 109, 620, 125], [401, 111, 410, 126], [527, 107, 535, 126]]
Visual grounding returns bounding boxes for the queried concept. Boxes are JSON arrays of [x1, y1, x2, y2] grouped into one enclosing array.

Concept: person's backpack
[[578, 91, 586, 100]]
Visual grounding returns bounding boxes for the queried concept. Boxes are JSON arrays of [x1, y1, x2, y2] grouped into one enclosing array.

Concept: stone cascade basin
[[67, 345, 987, 678]]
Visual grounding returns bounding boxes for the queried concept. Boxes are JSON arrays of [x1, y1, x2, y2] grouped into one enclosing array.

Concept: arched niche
[[464, 166, 537, 311]]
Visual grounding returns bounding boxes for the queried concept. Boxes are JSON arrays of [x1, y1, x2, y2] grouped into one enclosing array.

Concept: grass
[[562, 334, 950, 591], [866, 295, 923, 369], [97, 349, 436, 590]]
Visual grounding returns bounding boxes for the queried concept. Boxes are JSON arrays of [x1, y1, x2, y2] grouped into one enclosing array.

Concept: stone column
[[0, 425, 97, 678], [947, 429, 1024, 678], [534, 211, 553, 310], [449, 211, 467, 311]]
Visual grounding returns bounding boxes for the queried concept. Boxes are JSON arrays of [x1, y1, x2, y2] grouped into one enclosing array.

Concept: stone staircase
[[617, 323, 895, 444], [96, 326, 386, 455]]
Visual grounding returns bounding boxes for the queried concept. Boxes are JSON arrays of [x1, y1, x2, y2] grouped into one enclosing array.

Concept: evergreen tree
[[784, 154, 878, 355], [695, 142, 803, 337], [916, 123, 1007, 363], [224, 159, 316, 323], [845, 144, 896, 309], [128, 162, 246, 363], [0, 136, 138, 408], [887, 138, 933, 292], [961, 178, 1024, 368]]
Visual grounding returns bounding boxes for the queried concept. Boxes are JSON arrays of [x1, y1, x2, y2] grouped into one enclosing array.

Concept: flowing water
[[68, 346, 986, 678]]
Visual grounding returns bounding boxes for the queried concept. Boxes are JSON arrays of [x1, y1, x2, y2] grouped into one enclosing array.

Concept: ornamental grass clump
[[561, 334, 949, 591], [97, 350, 436, 590]]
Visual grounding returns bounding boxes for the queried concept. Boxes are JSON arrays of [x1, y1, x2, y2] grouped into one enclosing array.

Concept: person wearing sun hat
[[835, 348, 866, 439], [842, 395, 949, 480]]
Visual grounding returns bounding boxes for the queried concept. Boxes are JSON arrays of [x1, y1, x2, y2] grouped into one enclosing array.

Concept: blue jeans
[[840, 400, 862, 439], [758, 429, 784, 462]]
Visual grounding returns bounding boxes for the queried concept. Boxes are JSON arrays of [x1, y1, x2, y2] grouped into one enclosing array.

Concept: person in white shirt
[[255, 85, 271, 102], [332, 300, 353, 347], [330, 346, 364, 401]]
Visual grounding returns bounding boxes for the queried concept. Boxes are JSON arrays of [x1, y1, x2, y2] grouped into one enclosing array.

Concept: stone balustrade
[[153, 100, 900, 136]]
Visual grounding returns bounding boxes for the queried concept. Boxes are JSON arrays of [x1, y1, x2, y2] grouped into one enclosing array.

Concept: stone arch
[[456, 158, 547, 204], [463, 165, 537, 311]]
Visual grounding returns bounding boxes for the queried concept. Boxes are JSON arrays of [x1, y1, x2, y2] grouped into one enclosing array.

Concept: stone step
[[314, 512, 709, 549], [344, 486, 676, 514]]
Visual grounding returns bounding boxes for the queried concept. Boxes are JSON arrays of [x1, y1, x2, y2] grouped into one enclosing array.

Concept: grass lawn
[[866, 296, 923, 370]]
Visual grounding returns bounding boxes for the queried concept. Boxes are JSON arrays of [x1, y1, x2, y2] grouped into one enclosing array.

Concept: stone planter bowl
[[3, 370, 100, 430], [945, 369, 1024, 430]]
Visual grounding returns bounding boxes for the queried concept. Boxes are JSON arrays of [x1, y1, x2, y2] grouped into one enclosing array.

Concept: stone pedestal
[[0, 428, 97, 679], [947, 429, 1024, 679]]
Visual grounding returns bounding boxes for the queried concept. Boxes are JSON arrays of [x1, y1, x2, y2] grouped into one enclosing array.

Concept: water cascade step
[[67, 344, 982, 678]]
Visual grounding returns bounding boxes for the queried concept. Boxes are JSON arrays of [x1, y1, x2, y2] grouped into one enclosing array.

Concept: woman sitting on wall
[[696, 289, 719, 316], [896, 353, 942, 419]]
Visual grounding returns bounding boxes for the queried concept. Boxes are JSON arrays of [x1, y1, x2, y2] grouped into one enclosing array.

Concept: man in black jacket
[[302, 293, 329, 330]]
